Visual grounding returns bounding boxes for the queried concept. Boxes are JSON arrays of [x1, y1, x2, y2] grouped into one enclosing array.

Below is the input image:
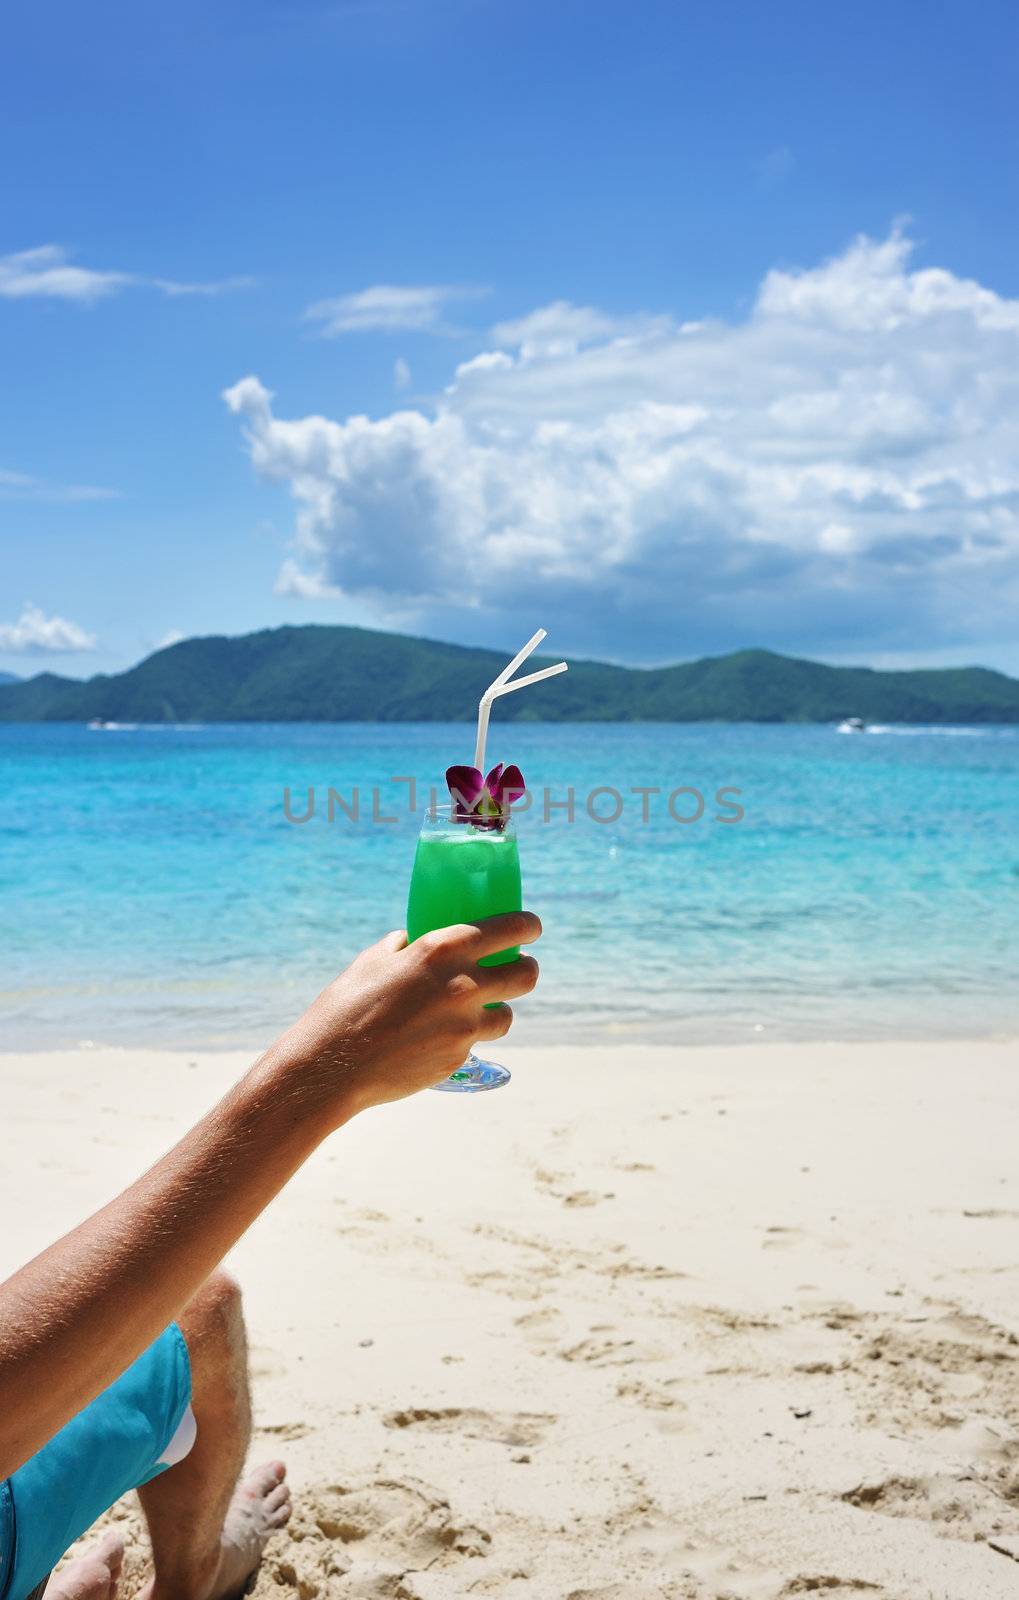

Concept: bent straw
[[474, 630, 569, 770], [493, 662, 570, 697]]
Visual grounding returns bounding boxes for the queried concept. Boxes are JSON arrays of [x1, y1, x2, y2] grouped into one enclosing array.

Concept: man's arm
[[0, 913, 540, 1481]]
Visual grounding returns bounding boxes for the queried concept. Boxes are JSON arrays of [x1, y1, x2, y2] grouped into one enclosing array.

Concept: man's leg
[[135, 1271, 290, 1600]]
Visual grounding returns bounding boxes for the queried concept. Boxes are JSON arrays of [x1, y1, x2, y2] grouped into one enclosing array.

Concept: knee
[[179, 1269, 246, 1361], [199, 1267, 243, 1323]]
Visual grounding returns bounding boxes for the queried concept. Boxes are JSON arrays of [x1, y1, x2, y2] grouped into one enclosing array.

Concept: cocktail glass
[[406, 806, 522, 1092]]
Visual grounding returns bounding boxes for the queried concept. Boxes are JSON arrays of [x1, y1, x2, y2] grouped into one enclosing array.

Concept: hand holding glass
[[405, 626, 565, 1093]]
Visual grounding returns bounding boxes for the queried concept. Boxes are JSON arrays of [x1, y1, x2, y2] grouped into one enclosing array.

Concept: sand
[[4, 1038, 1019, 1599]]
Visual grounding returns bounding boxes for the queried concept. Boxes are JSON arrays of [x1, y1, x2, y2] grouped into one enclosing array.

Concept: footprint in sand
[[778, 1579, 882, 1595], [937, 1308, 1019, 1347], [616, 1376, 685, 1412], [463, 1267, 547, 1301], [533, 1168, 613, 1208], [252, 1475, 491, 1597], [467, 1223, 685, 1295], [257, 1420, 312, 1441], [837, 1305, 1019, 1435], [559, 1333, 668, 1367], [698, 1305, 780, 1334], [513, 1305, 564, 1354], [811, 1305, 864, 1331], [382, 1407, 555, 1449], [514, 1305, 561, 1332], [606, 1257, 688, 1283], [841, 1472, 1019, 1543]]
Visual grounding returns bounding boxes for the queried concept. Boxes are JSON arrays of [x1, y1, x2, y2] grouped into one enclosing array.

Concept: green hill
[[1, 625, 1017, 724]]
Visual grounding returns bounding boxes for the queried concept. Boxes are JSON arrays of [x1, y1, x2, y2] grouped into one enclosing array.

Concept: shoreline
[[6, 1039, 1019, 1598], [4, 1018, 1019, 1054]]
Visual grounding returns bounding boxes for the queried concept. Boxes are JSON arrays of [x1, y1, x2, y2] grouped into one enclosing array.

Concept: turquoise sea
[[2, 722, 1018, 1050]]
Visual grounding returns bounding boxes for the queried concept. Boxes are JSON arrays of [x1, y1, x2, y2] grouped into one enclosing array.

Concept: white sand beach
[[4, 1039, 1019, 1599]]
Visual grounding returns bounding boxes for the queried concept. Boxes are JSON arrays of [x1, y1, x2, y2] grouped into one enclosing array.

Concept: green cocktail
[[408, 828, 521, 961], [407, 810, 522, 1090]]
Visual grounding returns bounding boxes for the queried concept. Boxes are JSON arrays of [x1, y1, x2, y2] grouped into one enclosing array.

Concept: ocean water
[[2, 721, 1018, 1050]]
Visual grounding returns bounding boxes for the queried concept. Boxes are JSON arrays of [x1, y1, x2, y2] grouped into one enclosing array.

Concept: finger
[[474, 1001, 514, 1041], [380, 928, 409, 953], [474, 954, 539, 1000], [462, 911, 542, 959]]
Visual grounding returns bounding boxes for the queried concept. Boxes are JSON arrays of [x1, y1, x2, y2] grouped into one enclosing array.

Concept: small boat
[[87, 718, 110, 730], [837, 716, 867, 734]]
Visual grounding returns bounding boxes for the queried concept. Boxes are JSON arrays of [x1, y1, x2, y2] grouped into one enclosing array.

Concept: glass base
[[431, 1051, 511, 1093]]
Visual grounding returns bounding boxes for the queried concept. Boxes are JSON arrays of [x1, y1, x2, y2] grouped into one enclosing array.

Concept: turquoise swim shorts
[[0, 1323, 194, 1600]]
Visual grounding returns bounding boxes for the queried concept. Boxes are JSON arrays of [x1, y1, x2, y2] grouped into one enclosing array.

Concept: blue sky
[[2, 0, 1018, 677]]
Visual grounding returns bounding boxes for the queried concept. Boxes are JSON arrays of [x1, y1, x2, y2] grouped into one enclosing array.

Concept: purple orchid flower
[[445, 762, 525, 828]]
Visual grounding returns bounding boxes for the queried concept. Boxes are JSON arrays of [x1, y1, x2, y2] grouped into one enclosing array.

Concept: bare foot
[[45, 1531, 125, 1600], [205, 1461, 291, 1600]]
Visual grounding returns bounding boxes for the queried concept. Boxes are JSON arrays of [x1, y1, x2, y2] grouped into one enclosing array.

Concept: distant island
[[1, 624, 1018, 724]]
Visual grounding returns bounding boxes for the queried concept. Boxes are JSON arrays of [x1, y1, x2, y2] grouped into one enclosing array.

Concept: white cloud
[[0, 466, 119, 503], [0, 603, 97, 654], [304, 283, 487, 336], [274, 558, 343, 600], [225, 230, 1019, 661], [757, 226, 1019, 333], [0, 246, 131, 303], [0, 246, 252, 305], [449, 350, 514, 386], [156, 628, 186, 650], [393, 357, 412, 390], [153, 275, 256, 297], [491, 300, 672, 361]]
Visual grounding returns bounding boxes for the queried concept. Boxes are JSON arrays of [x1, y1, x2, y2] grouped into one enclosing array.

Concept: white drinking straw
[[474, 628, 569, 771]]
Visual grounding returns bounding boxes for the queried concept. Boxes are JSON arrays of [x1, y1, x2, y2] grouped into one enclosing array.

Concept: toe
[[94, 1531, 125, 1573], [246, 1460, 286, 1497], [265, 1483, 290, 1513], [45, 1532, 126, 1600], [265, 1485, 292, 1527]]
